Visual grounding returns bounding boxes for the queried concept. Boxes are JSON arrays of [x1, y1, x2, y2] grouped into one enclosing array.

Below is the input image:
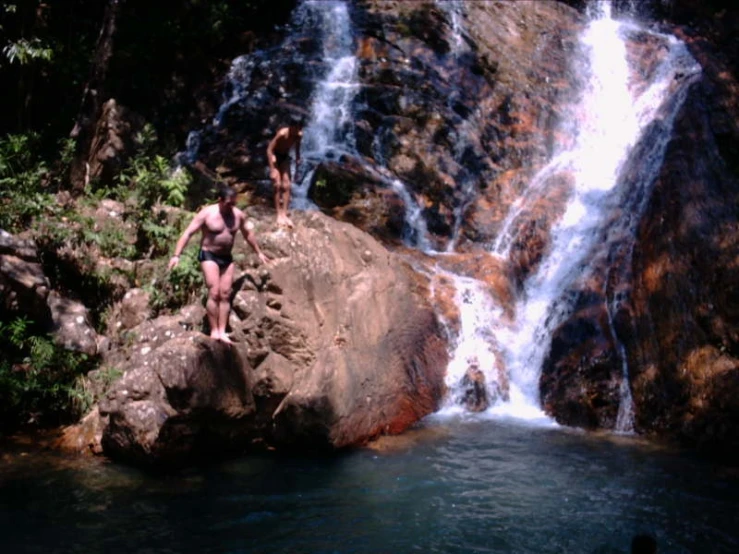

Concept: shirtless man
[[266, 121, 302, 228], [168, 187, 269, 343]]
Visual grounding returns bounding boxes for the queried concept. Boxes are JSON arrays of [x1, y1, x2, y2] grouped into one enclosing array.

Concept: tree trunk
[[69, 0, 124, 191]]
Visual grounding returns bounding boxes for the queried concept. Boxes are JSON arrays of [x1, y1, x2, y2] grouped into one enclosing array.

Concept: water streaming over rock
[[434, 0, 479, 253], [291, 0, 359, 209], [181, 0, 701, 432], [285, 1, 433, 249], [441, 0, 701, 426]]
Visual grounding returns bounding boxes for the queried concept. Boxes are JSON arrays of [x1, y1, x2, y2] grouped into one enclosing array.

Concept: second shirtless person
[[267, 120, 302, 228]]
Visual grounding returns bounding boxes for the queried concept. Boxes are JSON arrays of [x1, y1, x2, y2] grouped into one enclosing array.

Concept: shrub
[[0, 316, 97, 431], [0, 132, 55, 232]]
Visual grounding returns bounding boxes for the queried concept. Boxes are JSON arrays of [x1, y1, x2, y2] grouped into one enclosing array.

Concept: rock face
[[351, 0, 582, 251], [0, 230, 51, 326], [537, 3, 739, 457], [187, 0, 582, 252], [0, 230, 99, 354], [624, 53, 739, 455], [20, 0, 739, 463], [75, 212, 447, 465]]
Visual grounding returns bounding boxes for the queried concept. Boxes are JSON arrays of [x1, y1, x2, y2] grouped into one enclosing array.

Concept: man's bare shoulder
[[233, 207, 249, 223], [199, 203, 220, 215]]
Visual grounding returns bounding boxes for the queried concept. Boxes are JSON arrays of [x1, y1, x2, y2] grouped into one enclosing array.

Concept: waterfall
[[284, 0, 433, 250], [433, 0, 480, 252], [435, 0, 465, 55], [369, 127, 433, 252], [292, 0, 359, 209], [443, 1, 700, 426], [213, 55, 261, 128]]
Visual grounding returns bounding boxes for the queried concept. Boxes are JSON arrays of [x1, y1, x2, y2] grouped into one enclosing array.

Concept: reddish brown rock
[[62, 211, 448, 465]]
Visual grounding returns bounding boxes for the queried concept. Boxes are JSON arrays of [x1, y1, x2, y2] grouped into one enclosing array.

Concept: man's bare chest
[[204, 212, 238, 235]]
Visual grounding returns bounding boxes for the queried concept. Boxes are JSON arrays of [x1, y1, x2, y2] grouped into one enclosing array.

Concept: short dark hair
[[288, 113, 304, 127], [217, 187, 237, 201]]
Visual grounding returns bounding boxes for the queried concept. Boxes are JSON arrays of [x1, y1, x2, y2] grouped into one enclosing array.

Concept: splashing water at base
[[442, 2, 700, 425]]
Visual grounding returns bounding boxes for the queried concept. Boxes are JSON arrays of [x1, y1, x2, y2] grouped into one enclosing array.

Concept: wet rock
[[47, 292, 99, 356], [461, 360, 488, 412]]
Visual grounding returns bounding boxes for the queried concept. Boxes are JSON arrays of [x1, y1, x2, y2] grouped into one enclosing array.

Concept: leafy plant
[[0, 316, 97, 430], [145, 249, 203, 314], [2, 37, 53, 65], [0, 132, 63, 232], [70, 365, 124, 416]]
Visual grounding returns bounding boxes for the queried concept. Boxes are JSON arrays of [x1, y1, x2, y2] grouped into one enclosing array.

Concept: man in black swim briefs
[[197, 249, 232, 269], [267, 118, 303, 228], [168, 187, 269, 343]]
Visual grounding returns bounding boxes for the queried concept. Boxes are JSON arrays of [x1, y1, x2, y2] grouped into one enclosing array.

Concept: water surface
[[2, 418, 737, 554]]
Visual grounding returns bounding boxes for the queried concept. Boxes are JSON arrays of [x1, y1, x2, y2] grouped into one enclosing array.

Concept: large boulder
[[71, 211, 447, 466], [0, 230, 51, 325], [0, 230, 99, 354]]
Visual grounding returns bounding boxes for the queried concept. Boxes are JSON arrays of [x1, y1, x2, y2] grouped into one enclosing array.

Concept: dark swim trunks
[[198, 249, 233, 270], [274, 151, 290, 168]]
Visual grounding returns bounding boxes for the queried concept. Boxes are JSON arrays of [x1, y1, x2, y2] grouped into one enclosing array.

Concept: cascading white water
[[292, 0, 359, 209], [291, 0, 434, 251], [437, 272, 500, 405], [442, 1, 700, 425], [369, 126, 434, 252], [213, 55, 260, 128], [435, 0, 465, 55]]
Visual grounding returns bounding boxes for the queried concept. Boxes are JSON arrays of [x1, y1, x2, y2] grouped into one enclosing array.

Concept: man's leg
[[272, 173, 283, 224], [201, 260, 221, 339], [281, 171, 294, 228], [216, 262, 235, 343]]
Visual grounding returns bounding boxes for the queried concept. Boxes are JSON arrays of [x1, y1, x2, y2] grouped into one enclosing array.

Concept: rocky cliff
[[57, 211, 447, 465], [7, 0, 738, 464]]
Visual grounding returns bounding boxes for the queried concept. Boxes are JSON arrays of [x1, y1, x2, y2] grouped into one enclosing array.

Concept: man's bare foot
[[209, 331, 220, 340], [283, 216, 294, 229], [218, 334, 233, 345]]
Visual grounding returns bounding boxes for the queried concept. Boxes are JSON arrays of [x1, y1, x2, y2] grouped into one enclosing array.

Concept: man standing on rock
[[168, 187, 269, 343], [267, 118, 303, 228]]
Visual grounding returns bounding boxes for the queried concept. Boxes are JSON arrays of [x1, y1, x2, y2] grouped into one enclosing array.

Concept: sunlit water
[[2, 421, 738, 554], [442, 3, 700, 427]]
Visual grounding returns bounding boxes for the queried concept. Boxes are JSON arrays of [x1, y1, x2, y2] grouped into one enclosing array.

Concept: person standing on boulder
[[266, 118, 303, 228], [168, 187, 269, 343]]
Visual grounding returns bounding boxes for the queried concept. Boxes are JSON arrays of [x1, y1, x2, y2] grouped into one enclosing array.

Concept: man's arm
[[168, 210, 205, 270], [266, 135, 278, 172], [240, 217, 269, 265]]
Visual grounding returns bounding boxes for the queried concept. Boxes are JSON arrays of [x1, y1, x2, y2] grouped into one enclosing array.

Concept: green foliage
[[83, 221, 137, 260], [112, 125, 191, 211], [2, 37, 53, 65], [0, 132, 56, 232], [140, 212, 179, 258], [145, 248, 202, 314], [0, 316, 96, 429], [69, 365, 124, 415]]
